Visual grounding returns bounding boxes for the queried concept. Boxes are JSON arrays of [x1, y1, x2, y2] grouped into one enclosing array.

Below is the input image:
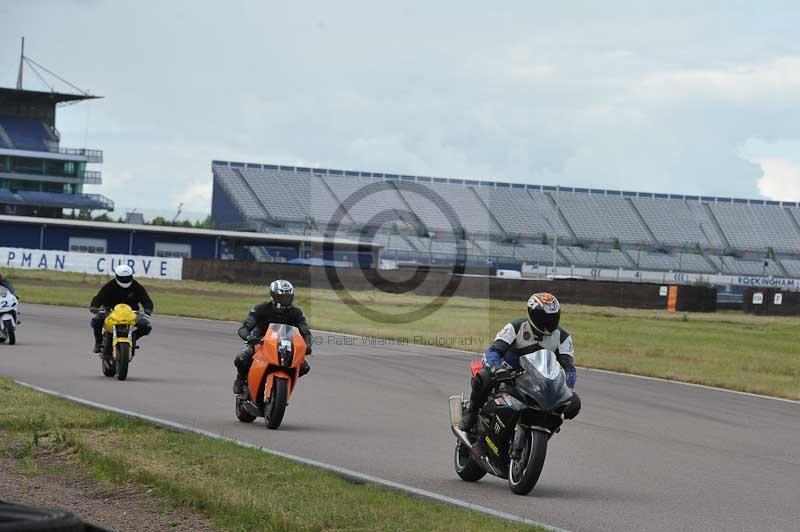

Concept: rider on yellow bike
[[89, 265, 153, 354]]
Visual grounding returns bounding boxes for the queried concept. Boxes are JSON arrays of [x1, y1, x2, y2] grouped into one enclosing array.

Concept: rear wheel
[[115, 343, 130, 381], [265, 377, 288, 430], [4, 319, 15, 345], [235, 397, 256, 423], [454, 439, 486, 482], [508, 429, 549, 495]]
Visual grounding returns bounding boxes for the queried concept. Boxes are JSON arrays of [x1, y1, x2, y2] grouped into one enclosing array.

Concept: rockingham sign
[[521, 264, 800, 291], [1, 247, 183, 280]]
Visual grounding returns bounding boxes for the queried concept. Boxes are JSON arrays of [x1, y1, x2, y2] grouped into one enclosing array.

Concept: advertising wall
[[1, 247, 183, 280], [521, 264, 800, 291]]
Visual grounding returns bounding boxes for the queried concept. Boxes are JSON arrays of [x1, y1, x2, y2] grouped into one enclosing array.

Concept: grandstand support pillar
[[39, 223, 46, 249], [215, 236, 220, 260], [128, 231, 134, 255]]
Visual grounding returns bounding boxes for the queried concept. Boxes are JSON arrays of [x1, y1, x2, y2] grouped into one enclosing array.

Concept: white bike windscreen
[[266, 323, 300, 341], [521, 350, 562, 380]]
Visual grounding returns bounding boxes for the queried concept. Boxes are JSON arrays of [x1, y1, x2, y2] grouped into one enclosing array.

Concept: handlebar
[[92, 308, 151, 319], [492, 366, 523, 382]]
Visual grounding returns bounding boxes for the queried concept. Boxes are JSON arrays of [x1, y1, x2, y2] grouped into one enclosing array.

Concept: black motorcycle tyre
[[265, 377, 288, 429], [454, 438, 486, 482], [508, 429, 548, 495]]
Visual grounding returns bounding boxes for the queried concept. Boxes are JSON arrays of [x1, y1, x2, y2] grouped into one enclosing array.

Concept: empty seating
[[709, 203, 800, 253], [631, 198, 708, 246], [210, 163, 800, 274], [554, 193, 652, 244], [559, 247, 630, 269], [0, 116, 55, 151], [705, 255, 782, 276], [474, 187, 550, 237], [685, 201, 727, 248], [781, 259, 800, 276]]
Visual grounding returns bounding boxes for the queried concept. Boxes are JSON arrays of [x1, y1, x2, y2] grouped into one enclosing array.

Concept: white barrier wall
[[1, 247, 183, 280], [521, 264, 800, 291]]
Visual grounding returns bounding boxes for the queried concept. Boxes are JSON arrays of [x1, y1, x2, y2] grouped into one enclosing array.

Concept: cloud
[[740, 137, 800, 202], [753, 159, 800, 202], [636, 56, 800, 107], [175, 182, 213, 212], [5, 1, 800, 212]]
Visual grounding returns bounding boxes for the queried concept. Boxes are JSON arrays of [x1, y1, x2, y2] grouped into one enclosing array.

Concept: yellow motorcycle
[[97, 304, 140, 381]]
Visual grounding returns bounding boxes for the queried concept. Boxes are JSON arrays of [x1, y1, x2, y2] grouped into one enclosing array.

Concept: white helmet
[[114, 264, 134, 288]]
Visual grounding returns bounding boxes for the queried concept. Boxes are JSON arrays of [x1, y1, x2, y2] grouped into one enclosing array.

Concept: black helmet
[[269, 279, 295, 309], [527, 292, 561, 336]]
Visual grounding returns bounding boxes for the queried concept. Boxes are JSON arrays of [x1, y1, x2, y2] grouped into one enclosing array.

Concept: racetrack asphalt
[[1, 304, 798, 532]]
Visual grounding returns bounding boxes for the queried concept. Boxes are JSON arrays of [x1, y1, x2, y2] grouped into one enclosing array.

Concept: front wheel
[[265, 377, 288, 429], [454, 439, 486, 482], [508, 429, 549, 495], [4, 319, 15, 345], [115, 343, 130, 381]]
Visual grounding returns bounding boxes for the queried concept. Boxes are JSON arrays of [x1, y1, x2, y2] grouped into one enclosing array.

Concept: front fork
[[107, 327, 135, 358], [510, 423, 527, 461]]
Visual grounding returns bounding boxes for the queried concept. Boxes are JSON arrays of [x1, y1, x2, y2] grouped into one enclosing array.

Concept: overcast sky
[[2, 1, 800, 215]]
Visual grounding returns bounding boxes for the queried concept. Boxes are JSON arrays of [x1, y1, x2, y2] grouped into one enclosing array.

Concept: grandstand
[[0, 53, 111, 217], [211, 161, 800, 276]]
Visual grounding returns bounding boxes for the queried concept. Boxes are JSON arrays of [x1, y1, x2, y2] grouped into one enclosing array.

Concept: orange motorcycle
[[235, 322, 308, 429]]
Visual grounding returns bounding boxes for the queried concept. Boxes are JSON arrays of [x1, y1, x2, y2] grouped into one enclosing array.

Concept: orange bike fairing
[[259, 331, 309, 399]]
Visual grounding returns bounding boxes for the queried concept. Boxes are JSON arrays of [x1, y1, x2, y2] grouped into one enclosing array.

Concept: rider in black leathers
[[89, 265, 153, 354], [233, 280, 313, 394]]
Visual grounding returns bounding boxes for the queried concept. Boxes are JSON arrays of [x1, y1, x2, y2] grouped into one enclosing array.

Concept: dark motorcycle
[[449, 349, 578, 495]]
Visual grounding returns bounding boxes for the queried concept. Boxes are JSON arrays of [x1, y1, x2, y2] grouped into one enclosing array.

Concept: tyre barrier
[[0, 501, 110, 532]]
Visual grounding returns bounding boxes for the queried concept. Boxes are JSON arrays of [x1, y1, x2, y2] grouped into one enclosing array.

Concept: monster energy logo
[[485, 436, 499, 456]]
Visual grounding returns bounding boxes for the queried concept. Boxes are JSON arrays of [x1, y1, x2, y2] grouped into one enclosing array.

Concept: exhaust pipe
[[451, 425, 505, 478]]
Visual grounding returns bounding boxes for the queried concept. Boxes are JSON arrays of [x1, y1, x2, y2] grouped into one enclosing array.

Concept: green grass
[[8, 268, 800, 400], [0, 378, 540, 531]]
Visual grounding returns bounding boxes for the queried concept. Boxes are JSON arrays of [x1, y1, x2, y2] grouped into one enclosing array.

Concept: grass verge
[[8, 269, 800, 400], [0, 378, 541, 532]]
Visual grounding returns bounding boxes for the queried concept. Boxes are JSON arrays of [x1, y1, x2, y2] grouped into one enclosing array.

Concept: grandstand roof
[[0, 87, 100, 105], [211, 160, 800, 208], [0, 215, 378, 249]]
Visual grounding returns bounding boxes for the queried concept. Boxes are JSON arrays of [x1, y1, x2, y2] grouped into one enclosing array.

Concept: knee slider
[[472, 367, 494, 393]]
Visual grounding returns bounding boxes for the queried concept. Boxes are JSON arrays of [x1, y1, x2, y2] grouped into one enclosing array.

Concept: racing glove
[[245, 334, 262, 345], [566, 370, 577, 389]]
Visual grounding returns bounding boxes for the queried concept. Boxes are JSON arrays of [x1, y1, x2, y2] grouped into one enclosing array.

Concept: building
[[0, 86, 112, 217], [0, 214, 379, 266]]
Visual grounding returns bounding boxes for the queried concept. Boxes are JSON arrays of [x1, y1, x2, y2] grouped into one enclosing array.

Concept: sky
[[2, 0, 800, 216]]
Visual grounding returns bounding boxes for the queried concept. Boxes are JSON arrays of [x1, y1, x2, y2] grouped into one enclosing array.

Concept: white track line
[[14, 380, 569, 532]]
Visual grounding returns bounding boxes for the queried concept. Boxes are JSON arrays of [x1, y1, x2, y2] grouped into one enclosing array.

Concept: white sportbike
[[0, 286, 19, 345]]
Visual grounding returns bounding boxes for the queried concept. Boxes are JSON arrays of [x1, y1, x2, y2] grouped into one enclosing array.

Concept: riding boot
[[458, 401, 479, 432], [92, 328, 103, 354], [233, 365, 249, 394], [299, 360, 310, 377]]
